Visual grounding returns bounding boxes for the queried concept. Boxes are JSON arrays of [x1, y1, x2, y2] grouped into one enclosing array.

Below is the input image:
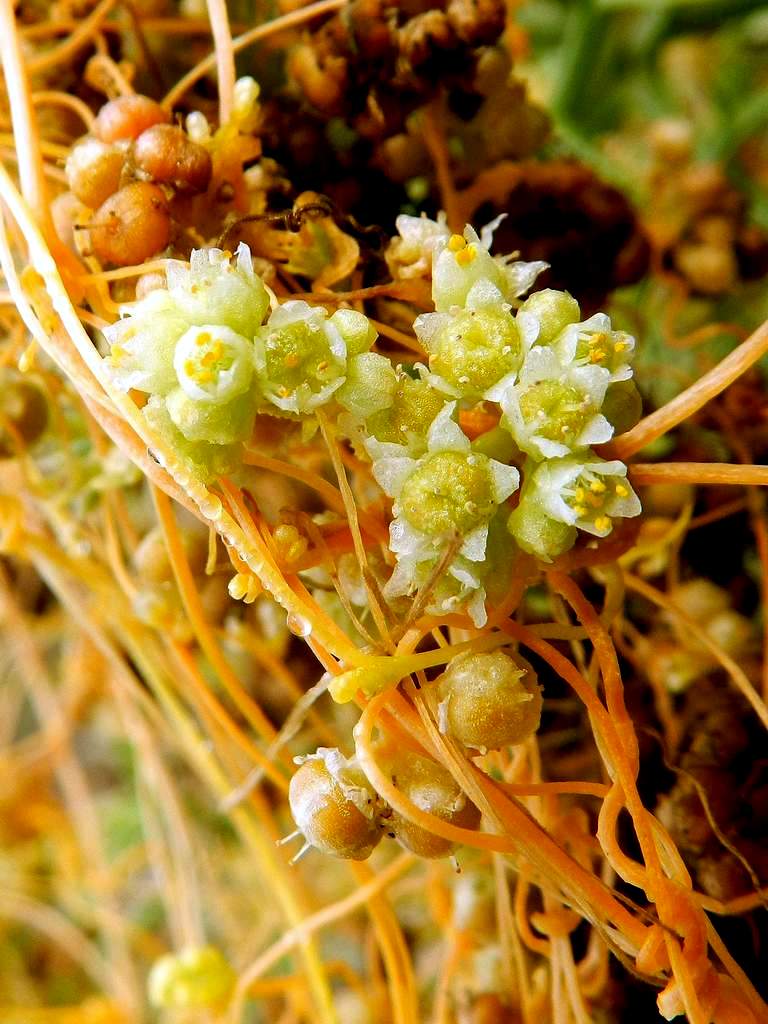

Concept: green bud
[[507, 497, 576, 562], [519, 288, 580, 346], [329, 308, 377, 355], [337, 352, 397, 420], [165, 387, 255, 445]]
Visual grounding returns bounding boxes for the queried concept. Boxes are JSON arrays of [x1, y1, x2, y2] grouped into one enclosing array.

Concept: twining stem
[[629, 463, 768, 486]]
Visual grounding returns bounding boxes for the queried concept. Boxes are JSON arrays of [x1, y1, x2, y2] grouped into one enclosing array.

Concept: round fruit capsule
[[0, 374, 49, 457], [288, 748, 382, 860], [147, 945, 235, 1009], [89, 182, 171, 266], [94, 94, 168, 143], [133, 124, 212, 194], [386, 752, 481, 859], [437, 650, 542, 752], [65, 137, 124, 209]]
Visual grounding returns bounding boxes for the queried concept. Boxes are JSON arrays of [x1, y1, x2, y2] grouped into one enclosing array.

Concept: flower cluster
[[104, 244, 378, 478], [358, 216, 642, 624]]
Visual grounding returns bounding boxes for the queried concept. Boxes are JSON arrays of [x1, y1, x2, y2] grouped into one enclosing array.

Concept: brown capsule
[[289, 749, 382, 860], [133, 124, 212, 194], [0, 374, 48, 456], [437, 650, 542, 752], [89, 183, 171, 267], [387, 752, 481, 859], [94, 95, 169, 143], [65, 137, 125, 209]]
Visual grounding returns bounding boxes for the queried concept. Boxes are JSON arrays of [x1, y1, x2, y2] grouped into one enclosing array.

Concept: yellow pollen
[[184, 359, 196, 376], [594, 515, 611, 532], [589, 480, 606, 493], [574, 487, 585, 502], [448, 234, 465, 252], [316, 360, 329, 372], [614, 341, 627, 352], [195, 332, 211, 346], [284, 353, 300, 368], [111, 345, 125, 364], [589, 349, 606, 363], [573, 505, 587, 518], [455, 245, 477, 267], [278, 386, 290, 397], [615, 483, 629, 497]]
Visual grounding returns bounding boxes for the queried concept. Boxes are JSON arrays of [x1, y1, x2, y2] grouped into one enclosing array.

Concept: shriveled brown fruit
[[133, 124, 212, 194], [89, 182, 171, 266], [94, 95, 169, 144]]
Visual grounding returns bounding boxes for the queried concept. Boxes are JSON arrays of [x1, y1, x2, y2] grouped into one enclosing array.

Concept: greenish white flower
[[414, 283, 539, 401], [105, 288, 190, 394], [165, 243, 271, 338], [367, 403, 519, 625], [173, 324, 254, 404], [553, 312, 635, 384], [432, 217, 547, 312], [253, 302, 376, 415], [386, 212, 450, 280], [500, 345, 612, 459], [509, 454, 641, 560]]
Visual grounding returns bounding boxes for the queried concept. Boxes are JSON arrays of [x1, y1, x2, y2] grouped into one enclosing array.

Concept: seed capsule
[[89, 182, 171, 266], [94, 94, 169, 143], [288, 748, 382, 860], [133, 124, 212, 194], [386, 752, 481, 859], [437, 650, 542, 751], [0, 374, 48, 456], [65, 137, 125, 209]]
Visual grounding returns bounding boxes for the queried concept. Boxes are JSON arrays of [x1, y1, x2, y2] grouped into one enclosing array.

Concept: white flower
[[367, 403, 519, 626], [432, 216, 547, 312], [173, 324, 254, 404], [500, 345, 613, 459], [385, 212, 450, 280], [554, 312, 635, 384], [533, 455, 641, 537], [253, 301, 347, 414], [165, 242, 271, 338]]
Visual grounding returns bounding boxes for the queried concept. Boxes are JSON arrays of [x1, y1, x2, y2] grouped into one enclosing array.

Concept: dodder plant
[[1, 3, 768, 1024]]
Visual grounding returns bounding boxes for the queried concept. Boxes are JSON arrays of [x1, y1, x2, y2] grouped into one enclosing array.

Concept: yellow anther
[[448, 234, 466, 252], [284, 353, 300, 368], [278, 386, 290, 397], [589, 480, 606, 493], [316, 360, 329, 372], [614, 341, 627, 352], [589, 349, 606, 363], [615, 483, 629, 497], [594, 515, 611, 532], [111, 344, 125, 364], [455, 244, 477, 267], [574, 487, 585, 502], [184, 359, 196, 377], [573, 505, 587, 519]]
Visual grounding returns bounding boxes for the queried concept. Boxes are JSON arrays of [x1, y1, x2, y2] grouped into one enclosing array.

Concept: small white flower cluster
[[363, 216, 643, 623], [104, 244, 378, 477]]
